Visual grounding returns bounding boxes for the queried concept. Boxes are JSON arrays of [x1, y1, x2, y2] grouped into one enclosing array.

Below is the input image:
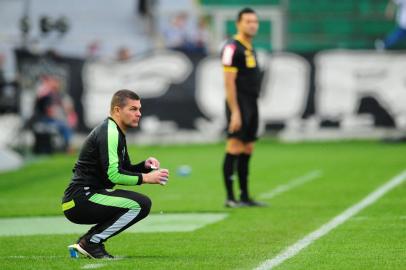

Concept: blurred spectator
[[86, 40, 102, 60], [116, 46, 133, 61], [163, 12, 190, 51], [375, 0, 406, 50], [163, 12, 209, 54], [32, 75, 77, 153], [191, 16, 210, 54]]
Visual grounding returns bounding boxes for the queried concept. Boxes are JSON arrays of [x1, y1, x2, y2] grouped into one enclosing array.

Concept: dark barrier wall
[[141, 53, 208, 129], [15, 49, 406, 140]]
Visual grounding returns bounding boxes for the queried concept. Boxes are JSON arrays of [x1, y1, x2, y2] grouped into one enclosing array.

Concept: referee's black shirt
[[221, 36, 261, 98]]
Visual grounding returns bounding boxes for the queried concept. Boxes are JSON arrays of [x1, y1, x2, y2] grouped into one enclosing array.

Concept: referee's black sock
[[238, 153, 251, 201], [223, 153, 238, 201]]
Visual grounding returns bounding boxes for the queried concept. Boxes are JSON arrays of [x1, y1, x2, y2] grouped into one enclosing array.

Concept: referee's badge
[[245, 50, 256, 68]]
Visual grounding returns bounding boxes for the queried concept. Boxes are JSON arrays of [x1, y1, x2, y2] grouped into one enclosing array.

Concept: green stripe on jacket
[[107, 119, 139, 185]]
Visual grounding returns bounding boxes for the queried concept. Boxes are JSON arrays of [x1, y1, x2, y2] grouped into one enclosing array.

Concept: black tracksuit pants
[[63, 188, 151, 244]]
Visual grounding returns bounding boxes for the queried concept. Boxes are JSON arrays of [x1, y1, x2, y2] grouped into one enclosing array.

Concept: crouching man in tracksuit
[[62, 89, 169, 259]]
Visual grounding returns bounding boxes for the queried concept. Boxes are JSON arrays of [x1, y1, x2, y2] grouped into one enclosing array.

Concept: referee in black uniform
[[62, 89, 169, 258], [221, 8, 264, 207]]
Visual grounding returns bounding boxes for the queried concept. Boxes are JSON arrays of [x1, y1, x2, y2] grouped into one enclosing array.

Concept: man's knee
[[137, 195, 152, 218], [141, 195, 152, 213]]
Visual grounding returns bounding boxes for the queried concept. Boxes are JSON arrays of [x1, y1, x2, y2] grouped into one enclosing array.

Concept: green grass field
[[0, 139, 405, 270]]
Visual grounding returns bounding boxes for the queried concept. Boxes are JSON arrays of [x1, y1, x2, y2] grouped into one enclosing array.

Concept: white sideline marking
[[4, 255, 65, 259], [3, 255, 124, 261], [254, 169, 406, 270], [259, 170, 322, 200], [82, 263, 106, 269], [350, 216, 369, 221]]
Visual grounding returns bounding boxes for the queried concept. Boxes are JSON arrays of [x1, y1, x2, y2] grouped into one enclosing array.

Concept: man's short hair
[[110, 89, 140, 113], [237, 7, 256, 22]]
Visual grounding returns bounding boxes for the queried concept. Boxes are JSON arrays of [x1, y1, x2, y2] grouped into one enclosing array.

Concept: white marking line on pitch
[[81, 256, 125, 268], [0, 213, 228, 237], [4, 255, 65, 259], [254, 169, 406, 270], [259, 170, 323, 200], [82, 263, 106, 269]]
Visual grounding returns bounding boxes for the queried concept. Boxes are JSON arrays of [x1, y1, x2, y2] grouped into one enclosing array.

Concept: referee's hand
[[229, 111, 242, 133]]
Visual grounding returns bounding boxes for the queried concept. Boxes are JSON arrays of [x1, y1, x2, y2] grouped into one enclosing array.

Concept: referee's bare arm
[[224, 70, 242, 133]]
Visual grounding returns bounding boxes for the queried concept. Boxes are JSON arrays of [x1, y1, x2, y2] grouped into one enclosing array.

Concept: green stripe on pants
[[89, 193, 141, 210], [62, 200, 75, 211]]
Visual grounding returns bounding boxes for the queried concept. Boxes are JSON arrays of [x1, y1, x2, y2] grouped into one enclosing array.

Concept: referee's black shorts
[[226, 94, 258, 143]]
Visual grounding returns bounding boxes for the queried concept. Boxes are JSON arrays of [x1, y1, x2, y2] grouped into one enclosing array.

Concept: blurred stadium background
[[0, 1, 406, 269], [0, 0, 405, 165]]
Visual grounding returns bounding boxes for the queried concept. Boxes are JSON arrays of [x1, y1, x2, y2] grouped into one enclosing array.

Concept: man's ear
[[111, 106, 120, 116]]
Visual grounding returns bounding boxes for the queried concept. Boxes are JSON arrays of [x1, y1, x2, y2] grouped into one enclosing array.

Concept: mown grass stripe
[[0, 213, 228, 236]]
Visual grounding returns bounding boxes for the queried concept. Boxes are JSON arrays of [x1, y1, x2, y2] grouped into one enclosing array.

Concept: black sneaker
[[76, 238, 114, 259], [239, 199, 267, 207], [225, 199, 239, 208]]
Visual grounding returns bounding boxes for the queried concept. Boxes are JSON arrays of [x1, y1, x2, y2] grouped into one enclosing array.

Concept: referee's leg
[[223, 138, 244, 207], [63, 189, 151, 258]]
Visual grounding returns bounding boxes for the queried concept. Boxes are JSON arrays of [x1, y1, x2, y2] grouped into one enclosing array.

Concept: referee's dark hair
[[237, 7, 256, 22], [110, 89, 140, 113]]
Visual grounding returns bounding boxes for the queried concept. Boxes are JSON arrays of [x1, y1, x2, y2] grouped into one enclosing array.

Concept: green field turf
[[0, 139, 405, 270]]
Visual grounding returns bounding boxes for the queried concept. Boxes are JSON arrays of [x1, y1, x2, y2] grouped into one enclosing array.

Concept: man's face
[[118, 98, 142, 128], [237, 13, 259, 38]]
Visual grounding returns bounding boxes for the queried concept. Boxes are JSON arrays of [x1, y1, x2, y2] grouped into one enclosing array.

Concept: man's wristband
[[136, 173, 143, 185]]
